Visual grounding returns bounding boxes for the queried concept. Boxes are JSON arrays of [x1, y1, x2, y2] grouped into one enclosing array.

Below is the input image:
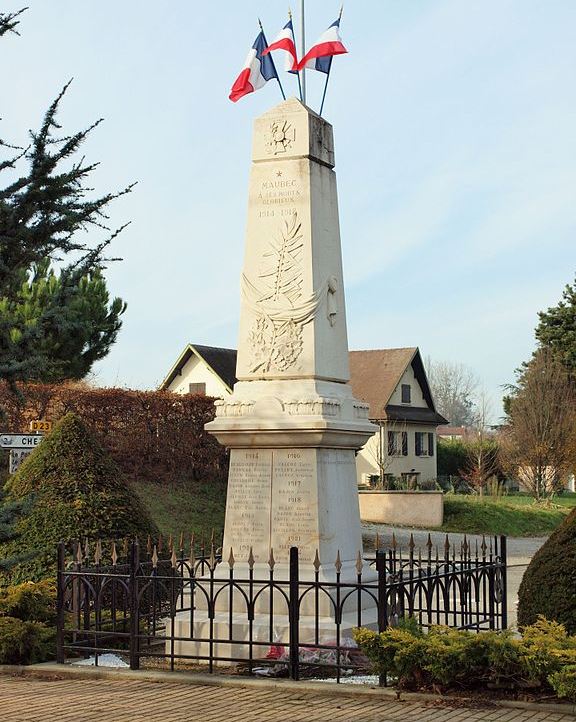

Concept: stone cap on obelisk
[[236, 98, 349, 385], [251, 97, 335, 167]]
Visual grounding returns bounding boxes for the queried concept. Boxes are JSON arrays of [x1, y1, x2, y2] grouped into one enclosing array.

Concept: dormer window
[[401, 384, 411, 404]]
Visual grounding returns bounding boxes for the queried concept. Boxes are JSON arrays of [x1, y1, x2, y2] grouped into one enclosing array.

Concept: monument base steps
[[166, 605, 379, 666]]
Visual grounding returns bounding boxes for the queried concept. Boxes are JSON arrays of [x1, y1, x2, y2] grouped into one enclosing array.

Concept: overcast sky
[[2, 1, 575, 416]]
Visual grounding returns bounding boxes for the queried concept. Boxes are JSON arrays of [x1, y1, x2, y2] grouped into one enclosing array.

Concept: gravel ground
[[362, 524, 547, 630]]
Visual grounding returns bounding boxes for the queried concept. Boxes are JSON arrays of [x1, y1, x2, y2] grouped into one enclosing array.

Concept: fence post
[[376, 549, 388, 687], [56, 542, 65, 664], [289, 546, 300, 681], [500, 535, 508, 630], [129, 539, 140, 670]]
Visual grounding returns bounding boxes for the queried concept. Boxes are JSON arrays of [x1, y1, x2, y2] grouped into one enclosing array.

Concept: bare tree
[[427, 359, 479, 426], [461, 392, 500, 495], [501, 350, 576, 500]]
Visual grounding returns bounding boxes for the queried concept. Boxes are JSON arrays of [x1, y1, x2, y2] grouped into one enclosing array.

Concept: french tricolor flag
[[262, 18, 298, 73], [229, 30, 279, 103], [297, 17, 348, 73]]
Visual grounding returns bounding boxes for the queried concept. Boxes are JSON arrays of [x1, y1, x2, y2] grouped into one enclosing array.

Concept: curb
[[1, 663, 575, 717]]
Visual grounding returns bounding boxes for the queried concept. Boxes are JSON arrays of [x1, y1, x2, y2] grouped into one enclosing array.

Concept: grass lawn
[[129, 478, 227, 543], [441, 494, 576, 537]]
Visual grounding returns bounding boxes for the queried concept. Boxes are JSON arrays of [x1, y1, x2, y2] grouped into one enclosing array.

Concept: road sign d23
[[30, 420, 52, 432]]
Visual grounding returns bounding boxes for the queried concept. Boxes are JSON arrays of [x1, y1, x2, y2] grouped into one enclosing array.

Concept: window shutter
[[388, 430, 394, 456], [428, 432, 434, 457], [415, 432, 422, 456], [402, 432, 408, 456]]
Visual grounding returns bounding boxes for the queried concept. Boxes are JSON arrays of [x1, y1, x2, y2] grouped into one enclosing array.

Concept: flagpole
[[260, 18, 286, 101], [319, 5, 343, 117], [319, 59, 332, 117], [299, 0, 306, 104], [289, 8, 303, 102]]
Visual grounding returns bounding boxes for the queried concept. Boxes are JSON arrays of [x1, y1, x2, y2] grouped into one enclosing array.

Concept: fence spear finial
[[76, 540, 83, 566], [313, 549, 321, 572], [95, 539, 102, 566], [335, 549, 342, 573]]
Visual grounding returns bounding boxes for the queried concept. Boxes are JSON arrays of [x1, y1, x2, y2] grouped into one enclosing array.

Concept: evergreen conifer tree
[[0, 82, 133, 385], [535, 276, 576, 373], [0, 7, 27, 38]]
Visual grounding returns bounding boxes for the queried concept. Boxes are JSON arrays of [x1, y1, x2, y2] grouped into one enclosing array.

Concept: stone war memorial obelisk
[[207, 98, 375, 577], [171, 98, 376, 657]]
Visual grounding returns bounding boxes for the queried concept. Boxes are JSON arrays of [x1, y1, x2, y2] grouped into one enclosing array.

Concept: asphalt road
[[362, 524, 547, 630]]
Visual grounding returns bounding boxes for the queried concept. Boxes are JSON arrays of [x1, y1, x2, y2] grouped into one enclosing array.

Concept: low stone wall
[[358, 490, 444, 528]]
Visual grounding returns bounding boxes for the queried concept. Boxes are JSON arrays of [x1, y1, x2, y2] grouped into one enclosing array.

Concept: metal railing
[[56, 534, 507, 681]]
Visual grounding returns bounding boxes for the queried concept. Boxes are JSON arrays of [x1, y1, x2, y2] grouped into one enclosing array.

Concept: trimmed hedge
[[0, 381, 228, 486], [517, 507, 576, 633], [0, 580, 56, 664], [1, 413, 158, 582], [354, 617, 576, 697]]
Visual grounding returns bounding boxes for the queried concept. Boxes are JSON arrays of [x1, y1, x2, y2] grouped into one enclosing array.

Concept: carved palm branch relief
[[259, 214, 304, 306]]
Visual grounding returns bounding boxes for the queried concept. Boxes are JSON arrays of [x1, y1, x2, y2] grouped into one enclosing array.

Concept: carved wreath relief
[[242, 212, 339, 374]]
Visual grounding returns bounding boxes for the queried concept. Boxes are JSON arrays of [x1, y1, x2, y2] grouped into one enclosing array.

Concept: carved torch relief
[[242, 211, 339, 374]]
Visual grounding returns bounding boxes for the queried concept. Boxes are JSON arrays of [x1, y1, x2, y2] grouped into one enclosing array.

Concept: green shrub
[[518, 507, 576, 633], [0, 616, 54, 664], [549, 665, 576, 702], [353, 617, 576, 694], [518, 617, 576, 683], [0, 413, 159, 583], [0, 580, 56, 623]]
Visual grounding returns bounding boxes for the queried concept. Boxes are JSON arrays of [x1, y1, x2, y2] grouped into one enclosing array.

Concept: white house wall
[[389, 365, 428, 408], [167, 354, 232, 398], [356, 425, 437, 486]]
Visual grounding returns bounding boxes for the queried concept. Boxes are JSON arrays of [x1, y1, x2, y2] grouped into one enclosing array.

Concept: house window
[[401, 384, 411, 404], [188, 382, 206, 395], [415, 432, 427, 456], [388, 430, 408, 457], [415, 432, 435, 457]]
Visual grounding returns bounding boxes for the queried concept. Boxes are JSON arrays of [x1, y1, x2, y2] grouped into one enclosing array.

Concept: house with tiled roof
[[161, 344, 447, 486], [349, 348, 448, 487]]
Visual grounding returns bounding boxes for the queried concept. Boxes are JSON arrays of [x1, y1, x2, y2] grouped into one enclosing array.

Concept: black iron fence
[[56, 534, 507, 682]]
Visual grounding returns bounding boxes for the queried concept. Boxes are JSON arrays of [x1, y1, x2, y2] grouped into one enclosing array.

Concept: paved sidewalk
[[1, 674, 574, 722]]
